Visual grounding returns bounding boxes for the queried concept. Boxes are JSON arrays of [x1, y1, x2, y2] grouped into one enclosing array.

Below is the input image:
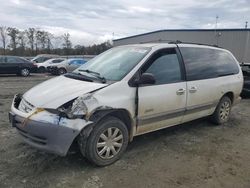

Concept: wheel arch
[[76, 108, 135, 157], [222, 91, 234, 104], [88, 108, 135, 142]]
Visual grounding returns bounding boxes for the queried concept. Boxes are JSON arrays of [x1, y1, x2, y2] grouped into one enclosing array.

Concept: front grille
[[18, 98, 35, 113]]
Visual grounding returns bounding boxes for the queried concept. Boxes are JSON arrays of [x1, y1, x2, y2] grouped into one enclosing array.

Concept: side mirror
[[134, 73, 156, 86]]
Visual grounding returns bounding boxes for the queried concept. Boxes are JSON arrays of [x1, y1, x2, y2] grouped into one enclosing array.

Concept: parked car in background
[[0, 56, 37, 76], [47, 58, 87, 75], [241, 76, 250, 97], [241, 63, 250, 76], [31, 54, 59, 64], [37, 58, 66, 73], [9, 43, 243, 166]]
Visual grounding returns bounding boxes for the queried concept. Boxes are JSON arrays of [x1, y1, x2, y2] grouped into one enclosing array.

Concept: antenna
[[215, 15, 219, 46], [215, 15, 219, 30]]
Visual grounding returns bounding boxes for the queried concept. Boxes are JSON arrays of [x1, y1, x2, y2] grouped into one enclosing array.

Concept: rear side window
[[6, 57, 19, 63], [52, 59, 63, 63], [180, 47, 239, 81]]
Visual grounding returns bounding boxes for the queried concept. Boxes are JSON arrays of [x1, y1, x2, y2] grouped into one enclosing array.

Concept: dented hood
[[23, 75, 107, 108]]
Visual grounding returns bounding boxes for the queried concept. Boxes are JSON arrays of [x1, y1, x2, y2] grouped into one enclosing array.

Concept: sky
[[0, 0, 249, 45]]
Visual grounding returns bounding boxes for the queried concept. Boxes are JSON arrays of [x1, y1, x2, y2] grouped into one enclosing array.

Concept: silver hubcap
[[219, 101, 230, 121], [21, 69, 29, 76], [96, 127, 123, 159], [59, 69, 65, 74]]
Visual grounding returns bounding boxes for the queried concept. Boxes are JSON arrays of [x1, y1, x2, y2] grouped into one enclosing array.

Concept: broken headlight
[[57, 93, 98, 119]]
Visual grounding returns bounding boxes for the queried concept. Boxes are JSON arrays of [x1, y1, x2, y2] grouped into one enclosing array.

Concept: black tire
[[58, 68, 66, 75], [210, 96, 232, 125], [80, 116, 129, 166], [20, 68, 30, 77], [38, 67, 46, 73]]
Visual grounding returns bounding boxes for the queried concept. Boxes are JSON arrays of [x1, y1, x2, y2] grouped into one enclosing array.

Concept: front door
[[136, 48, 187, 135]]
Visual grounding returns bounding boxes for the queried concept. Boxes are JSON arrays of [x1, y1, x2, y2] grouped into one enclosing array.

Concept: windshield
[[74, 46, 151, 81]]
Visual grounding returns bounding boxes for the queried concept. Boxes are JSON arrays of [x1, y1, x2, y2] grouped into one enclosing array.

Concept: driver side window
[[143, 48, 182, 85]]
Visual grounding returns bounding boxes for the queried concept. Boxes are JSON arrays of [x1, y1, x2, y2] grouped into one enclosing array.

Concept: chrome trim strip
[[138, 101, 218, 126], [138, 108, 185, 126]]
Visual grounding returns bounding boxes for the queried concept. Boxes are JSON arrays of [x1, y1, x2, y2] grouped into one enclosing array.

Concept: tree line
[[0, 26, 112, 56]]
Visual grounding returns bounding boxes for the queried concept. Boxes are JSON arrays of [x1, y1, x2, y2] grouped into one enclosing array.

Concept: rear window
[[180, 47, 239, 81]]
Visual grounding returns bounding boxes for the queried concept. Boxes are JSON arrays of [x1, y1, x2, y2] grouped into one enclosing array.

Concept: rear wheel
[[20, 68, 30, 77], [79, 116, 129, 166], [211, 96, 232, 125], [58, 68, 66, 75]]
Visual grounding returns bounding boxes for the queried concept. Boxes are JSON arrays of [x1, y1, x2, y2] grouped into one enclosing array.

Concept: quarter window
[[143, 49, 182, 85]]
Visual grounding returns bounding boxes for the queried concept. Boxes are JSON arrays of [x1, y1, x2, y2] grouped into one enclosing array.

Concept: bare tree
[[62, 33, 72, 55], [0, 26, 8, 55], [26, 28, 36, 55], [7, 27, 19, 55], [45, 32, 53, 53], [18, 31, 26, 55]]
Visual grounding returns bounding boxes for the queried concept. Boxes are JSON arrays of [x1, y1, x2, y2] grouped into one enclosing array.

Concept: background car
[[0, 56, 37, 77], [48, 58, 87, 75], [240, 63, 250, 76], [37, 58, 66, 73], [31, 54, 59, 64]]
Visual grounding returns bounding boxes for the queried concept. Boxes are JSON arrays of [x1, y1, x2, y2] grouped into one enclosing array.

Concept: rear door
[[179, 47, 237, 122], [0, 56, 7, 73], [6, 56, 21, 73], [136, 48, 187, 135]]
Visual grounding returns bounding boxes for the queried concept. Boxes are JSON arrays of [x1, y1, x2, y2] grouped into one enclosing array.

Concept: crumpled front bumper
[[9, 95, 92, 156]]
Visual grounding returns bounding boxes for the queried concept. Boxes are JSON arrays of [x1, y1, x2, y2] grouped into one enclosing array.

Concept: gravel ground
[[0, 74, 250, 188]]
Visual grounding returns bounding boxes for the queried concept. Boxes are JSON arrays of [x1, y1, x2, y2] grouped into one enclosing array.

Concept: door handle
[[176, 88, 186, 95], [189, 86, 197, 93]]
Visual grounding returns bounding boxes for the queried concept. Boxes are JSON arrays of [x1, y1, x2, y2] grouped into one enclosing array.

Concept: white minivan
[[9, 43, 243, 166]]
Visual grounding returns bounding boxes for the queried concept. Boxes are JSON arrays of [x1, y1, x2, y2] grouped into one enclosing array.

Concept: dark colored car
[[0, 56, 37, 77], [241, 76, 250, 97]]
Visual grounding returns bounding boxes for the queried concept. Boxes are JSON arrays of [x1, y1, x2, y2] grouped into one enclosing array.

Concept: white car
[[37, 58, 66, 73], [9, 43, 243, 166], [31, 54, 60, 64]]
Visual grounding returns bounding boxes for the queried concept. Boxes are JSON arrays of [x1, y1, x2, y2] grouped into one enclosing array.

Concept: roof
[[114, 28, 250, 41]]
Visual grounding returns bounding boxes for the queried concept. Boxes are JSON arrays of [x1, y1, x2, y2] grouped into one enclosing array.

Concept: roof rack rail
[[139, 39, 221, 48], [170, 41, 221, 48], [139, 39, 180, 44]]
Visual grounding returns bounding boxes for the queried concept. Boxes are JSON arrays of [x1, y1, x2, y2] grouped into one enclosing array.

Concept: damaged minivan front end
[[9, 93, 95, 156], [9, 75, 110, 156]]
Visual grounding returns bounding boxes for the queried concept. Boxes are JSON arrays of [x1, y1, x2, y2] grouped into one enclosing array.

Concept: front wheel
[[79, 116, 129, 166], [210, 96, 232, 125]]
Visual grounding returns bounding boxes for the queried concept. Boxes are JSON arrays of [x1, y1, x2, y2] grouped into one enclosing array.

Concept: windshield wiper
[[78, 69, 106, 83]]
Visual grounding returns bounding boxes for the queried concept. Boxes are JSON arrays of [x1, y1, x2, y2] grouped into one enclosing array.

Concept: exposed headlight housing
[[57, 93, 98, 119]]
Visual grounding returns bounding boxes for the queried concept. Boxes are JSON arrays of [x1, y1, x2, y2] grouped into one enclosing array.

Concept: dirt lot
[[0, 74, 250, 188]]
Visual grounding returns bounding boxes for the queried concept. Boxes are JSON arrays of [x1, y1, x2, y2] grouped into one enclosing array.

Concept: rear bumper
[[9, 94, 91, 156]]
